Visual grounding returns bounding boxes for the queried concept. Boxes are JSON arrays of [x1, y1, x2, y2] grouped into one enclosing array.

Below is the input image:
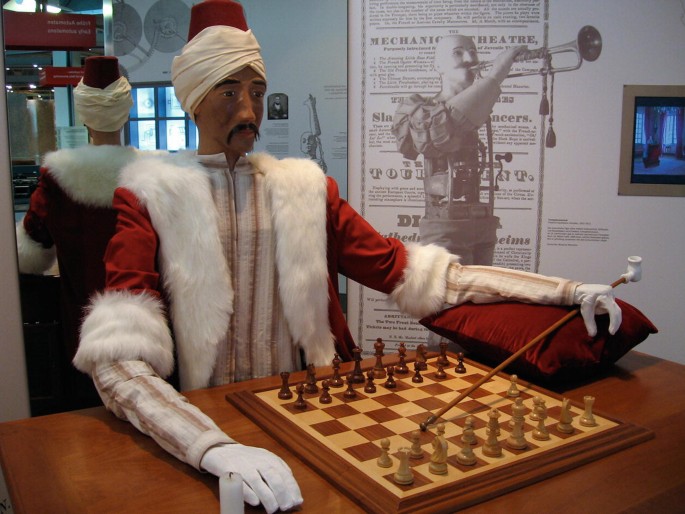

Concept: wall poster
[[347, 0, 604, 355]]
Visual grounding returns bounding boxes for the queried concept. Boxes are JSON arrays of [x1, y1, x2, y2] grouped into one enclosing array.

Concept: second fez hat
[[81, 56, 122, 89], [187, 0, 249, 41]]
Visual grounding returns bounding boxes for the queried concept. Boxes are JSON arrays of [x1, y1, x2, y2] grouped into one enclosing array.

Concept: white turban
[[171, 25, 266, 121], [73, 76, 133, 132]]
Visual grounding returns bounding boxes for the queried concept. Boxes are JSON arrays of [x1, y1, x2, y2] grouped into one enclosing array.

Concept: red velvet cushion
[[419, 299, 657, 382]]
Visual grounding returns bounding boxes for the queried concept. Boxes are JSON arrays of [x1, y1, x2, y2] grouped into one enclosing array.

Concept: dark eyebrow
[[214, 78, 267, 89]]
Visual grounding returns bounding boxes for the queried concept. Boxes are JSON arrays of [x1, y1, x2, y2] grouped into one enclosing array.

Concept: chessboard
[[226, 351, 653, 513]]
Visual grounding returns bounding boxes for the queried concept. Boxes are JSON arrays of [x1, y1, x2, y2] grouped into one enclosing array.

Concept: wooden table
[[1, 351, 684, 513]]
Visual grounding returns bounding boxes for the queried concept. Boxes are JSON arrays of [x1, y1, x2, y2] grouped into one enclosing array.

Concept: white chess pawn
[[532, 399, 550, 441], [377, 438, 393, 468], [410, 430, 424, 459], [529, 396, 543, 421], [461, 416, 477, 445], [456, 443, 477, 466], [507, 374, 520, 397]]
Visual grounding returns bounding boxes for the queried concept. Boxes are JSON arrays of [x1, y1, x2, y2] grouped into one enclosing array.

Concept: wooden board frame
[[227, 354, 653, 513]]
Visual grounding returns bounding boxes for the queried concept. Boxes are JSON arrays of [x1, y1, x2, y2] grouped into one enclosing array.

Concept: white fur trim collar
[[113, 152, 335, 389], [43, 145, 139, 207]]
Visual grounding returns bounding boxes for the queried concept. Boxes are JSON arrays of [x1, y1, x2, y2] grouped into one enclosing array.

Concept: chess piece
[[532, 398, 550, 441], [506, 398, 528, 450], [377, 438, 393, 468], [434, 363, 447, 379], [410, 430, 424, 459], [556, 398, 575, 434], [487, 408, 501, 437], [416, 343, 428, 370], [278, 371, 293, 400], [455, 352, 466, 374], [351, 348, 365, 383], [429, 423, 448, 475], [412, 361, 423, 383], [461, 416, 477, 445], [364, 370, 377, 394], [329, 353, 344, 388], [393, 448, 414, 485], [437, 341, 450, 368], [344, 373, 357, 399], [509, 397, 527, 429], [395, 342, 409, 374], [304, 363, 318, 394], [456, 442, 477, 466], [507, 374, 520, 397], [482, 409, 502, 457], [580, 395, 598, 427], [529, 396, 543, 421], [293, 383, 307, 410], [373, 338, 386, 379], [383, 365, 396, 389], [319, 379, 332, 404]]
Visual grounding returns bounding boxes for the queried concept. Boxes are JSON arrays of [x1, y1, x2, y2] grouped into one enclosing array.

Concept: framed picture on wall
[[618, 84, 685, 197]]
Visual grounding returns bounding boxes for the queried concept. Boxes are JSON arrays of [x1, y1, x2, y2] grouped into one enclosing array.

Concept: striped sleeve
[[93, 361, 233, 469], [444, 262, 579, 306]]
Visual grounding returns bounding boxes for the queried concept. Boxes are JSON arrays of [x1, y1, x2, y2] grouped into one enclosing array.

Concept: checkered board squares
[[227, 355, 653, 513]]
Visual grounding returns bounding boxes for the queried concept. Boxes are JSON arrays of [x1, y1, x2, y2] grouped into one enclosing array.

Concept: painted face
[[194, 66, 267, 162], [434, 35, 479, 89]]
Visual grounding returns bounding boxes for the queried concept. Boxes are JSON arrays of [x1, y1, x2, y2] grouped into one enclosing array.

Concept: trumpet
[[470, 25, 602, 78]]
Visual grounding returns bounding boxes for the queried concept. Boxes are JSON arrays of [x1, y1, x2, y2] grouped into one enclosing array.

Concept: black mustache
[[227, 123, 260, 143]]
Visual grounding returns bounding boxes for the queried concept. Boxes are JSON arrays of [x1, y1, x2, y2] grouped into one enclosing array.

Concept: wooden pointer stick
[[419, 256, 642, 431]]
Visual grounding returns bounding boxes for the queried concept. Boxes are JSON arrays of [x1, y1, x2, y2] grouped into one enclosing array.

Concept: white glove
[[573, 284, 622, 337], [200, 444, 303, 514]]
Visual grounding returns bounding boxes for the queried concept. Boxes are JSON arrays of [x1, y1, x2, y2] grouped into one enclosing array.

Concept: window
[[663, 108, 678, 147], [125, 84, 198, 151], [634, 107, 644, 144]]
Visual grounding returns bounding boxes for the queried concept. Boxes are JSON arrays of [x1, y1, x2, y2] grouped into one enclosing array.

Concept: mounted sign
[[5, 11, 97, 50], [39, 67, 84, 87]]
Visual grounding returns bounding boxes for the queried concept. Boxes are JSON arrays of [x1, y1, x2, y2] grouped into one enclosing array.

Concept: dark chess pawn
[[434, 363, 447, 379], [364, 370, 376, 393], [351, 348, 365, 383], [319, 379, 332, 404], [412, 361, 424, 383], [437, 341, 450, 368], [416, 344, 428, 370], [384, 365, 397, 389], [304, 363, 319, 394], [455, 352, 467, 374], [395, 342, 409, 374], [373, 338, 386, 379], [278, 371, 293, 400], [344, 373, 357, 399], [293, 383, 307, 410], [329, 353, 344, 388]]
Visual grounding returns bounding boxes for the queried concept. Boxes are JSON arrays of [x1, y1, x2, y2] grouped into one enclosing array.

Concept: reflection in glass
[[164, 119, 186, 151], [131, 120, 157, 150], [164, 86, 184, 118], [134, 87, 155, 118]]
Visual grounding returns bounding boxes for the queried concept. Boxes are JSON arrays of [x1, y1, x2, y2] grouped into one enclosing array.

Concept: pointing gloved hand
[[573, 283, 622, 337], [201, 443, 303, 513]]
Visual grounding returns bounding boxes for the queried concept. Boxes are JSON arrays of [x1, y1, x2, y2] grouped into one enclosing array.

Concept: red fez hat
[[187, 0, 248, 41], [82, 56, 121, 89]]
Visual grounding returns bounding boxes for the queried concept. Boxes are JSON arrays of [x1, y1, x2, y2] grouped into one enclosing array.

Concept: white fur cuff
[[16, 222, 56, 274], [390, 243, 458, 318], [74, 290, 175, 378]]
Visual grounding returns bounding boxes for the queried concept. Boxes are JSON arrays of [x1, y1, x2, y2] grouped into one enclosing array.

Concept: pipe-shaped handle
[[621, 256, 642, 284]]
